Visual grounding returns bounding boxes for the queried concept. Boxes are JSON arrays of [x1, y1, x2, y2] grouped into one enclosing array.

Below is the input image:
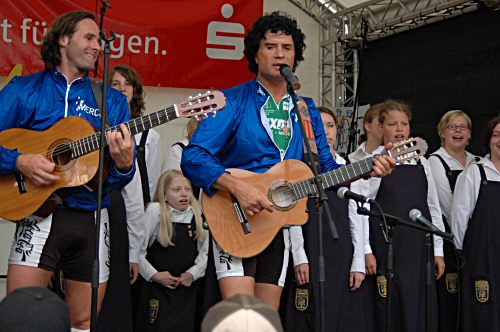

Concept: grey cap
[[0, 286, 70, 332]]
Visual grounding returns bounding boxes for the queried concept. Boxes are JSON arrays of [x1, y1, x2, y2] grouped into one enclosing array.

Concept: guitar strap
[[90, 78, 109, 129], [297, 98, 320, 169], [137, 130, 151, 206]]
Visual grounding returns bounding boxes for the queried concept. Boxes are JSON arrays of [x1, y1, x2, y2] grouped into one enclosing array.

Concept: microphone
[[101, 0, 112, 8], [337, 187, 374, 204], [279, 64, 301, 91], [409, 209, 454, 241]]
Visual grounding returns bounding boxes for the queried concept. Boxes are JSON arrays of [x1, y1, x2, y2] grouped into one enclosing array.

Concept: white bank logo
[[75, 96, 100, 117], [206, 4, 245, 60]]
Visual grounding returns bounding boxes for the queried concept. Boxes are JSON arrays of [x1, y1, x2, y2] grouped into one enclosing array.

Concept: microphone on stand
[[409, 209, 454, 241], [336, 187, 375, 204], [279, 64, 301, 91], [101, 0, 112, 8]]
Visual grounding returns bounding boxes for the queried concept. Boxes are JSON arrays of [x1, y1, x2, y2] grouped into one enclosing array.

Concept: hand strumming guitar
[[16, 154, 59, 186], [213, 173, 273, 217]]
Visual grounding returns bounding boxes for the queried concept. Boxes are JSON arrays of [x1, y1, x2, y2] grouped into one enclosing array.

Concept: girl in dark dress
[[368, 100, 445, 332], [136, 170, 208, 331]]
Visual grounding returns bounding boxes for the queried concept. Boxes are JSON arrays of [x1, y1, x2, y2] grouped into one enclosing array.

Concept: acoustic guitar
[[0, 91, 226, 221], [202, 137, 428, 258]]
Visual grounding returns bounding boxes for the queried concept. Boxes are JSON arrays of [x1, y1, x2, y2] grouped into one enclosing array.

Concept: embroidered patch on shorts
[[295, 287, 309, 311], [475, 280, 489, 303], [377, 275, 387, 298], [149, 298, 159, 323], [446, 273, 458, 294]]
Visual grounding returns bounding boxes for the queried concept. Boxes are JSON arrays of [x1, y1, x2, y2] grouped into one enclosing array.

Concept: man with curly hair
[[0, 11, 135, 332], [181, 11, 395, 309]]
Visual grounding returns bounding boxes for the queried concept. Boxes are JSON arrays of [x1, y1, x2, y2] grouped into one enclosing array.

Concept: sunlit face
[[111, 71, 133, 105], [165, 176, 192, 211], [380, 110, 410, 144], [255, 31, 295, 85], [441, 115, 471, 151], [320, 112, 337, 150], [490, 123, 500, 160], [59, 18, 100, 74]]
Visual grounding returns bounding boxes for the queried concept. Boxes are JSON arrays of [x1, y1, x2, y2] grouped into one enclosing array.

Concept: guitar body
[[0, 116, 98, 221], [202, 159, 314, 258]]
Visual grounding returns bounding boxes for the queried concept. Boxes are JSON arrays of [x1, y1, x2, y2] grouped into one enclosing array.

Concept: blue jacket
[[0, 69, 135, 211], [181, 78, 340, 195]]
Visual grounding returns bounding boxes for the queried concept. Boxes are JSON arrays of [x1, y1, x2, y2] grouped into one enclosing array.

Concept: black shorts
[[9, 208, 111, 283], [212, 229, 290, 286]]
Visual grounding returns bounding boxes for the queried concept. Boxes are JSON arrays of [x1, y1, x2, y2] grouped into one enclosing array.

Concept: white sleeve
[[289, 226, 309, 266], [450, 165, 480, 250], [186, 229, 210, 281], [139, 204, 161, 282], [146, 130, 162, 199], [161, 143, 184, 172], [121, 168, 145, 264], [422, 159, 445, 257], [348, 194, 366, 273], [428, 155, 453, 220]]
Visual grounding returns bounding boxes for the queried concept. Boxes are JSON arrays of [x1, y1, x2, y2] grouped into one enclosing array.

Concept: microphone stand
[[358, 206, 452, 332], [90, 24, 116, 332], [94, 0, 112, 78], [285, 81, 338, 332]]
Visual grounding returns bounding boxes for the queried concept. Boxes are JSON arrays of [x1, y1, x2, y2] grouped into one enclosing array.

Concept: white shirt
[[450, 156, 500, 249], [121, 129, 162, 264], [139, 203, 209, 282], [162, 138, 188, 172], [428, 147, 477, 221], [348, 145, 385, 258]]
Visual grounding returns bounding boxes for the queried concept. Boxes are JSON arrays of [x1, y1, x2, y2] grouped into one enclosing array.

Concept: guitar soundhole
[[49, 139, 74, 170], [268, 180, 297, 212]]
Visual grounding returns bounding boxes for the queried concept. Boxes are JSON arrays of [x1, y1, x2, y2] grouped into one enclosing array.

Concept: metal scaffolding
[[288, 0, 480, 108]]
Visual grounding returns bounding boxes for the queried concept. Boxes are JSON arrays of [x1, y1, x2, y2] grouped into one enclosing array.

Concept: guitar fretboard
[[69, 105, 178, 159], [290, 156, 377, 199]]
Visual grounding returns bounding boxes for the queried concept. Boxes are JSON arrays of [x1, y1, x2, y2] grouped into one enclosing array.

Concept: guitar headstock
[[176, 90, 226, 119], [388, 137, 428, 164]]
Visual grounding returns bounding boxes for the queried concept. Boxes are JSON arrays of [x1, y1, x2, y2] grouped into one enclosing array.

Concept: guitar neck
[[291, 155, 378, 198], [69, 105, 178, 159]]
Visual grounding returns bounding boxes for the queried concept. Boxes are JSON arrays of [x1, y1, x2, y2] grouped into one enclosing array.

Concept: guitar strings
[[41, 110, 176, 160]]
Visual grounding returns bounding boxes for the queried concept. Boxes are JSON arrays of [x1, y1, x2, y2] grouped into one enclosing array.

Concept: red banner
[[0, 0, 263, 89]]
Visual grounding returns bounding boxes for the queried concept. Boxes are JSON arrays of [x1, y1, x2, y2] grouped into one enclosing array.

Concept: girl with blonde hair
[[137, 170, 208, 331]]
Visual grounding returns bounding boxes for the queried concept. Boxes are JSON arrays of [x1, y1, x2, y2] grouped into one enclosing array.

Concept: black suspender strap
[[137, 130, 151, 206]]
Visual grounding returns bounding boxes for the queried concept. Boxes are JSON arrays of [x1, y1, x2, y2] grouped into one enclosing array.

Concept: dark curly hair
[[109, 64, 146, 118], [483, 115, 500, 153], [244, 11, 306, 74], [40, 11, 96, 69]]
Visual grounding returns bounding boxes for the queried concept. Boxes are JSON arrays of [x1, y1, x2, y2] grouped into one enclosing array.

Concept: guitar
[[202, 137, 428, 258], [0, 91, 226, 221]]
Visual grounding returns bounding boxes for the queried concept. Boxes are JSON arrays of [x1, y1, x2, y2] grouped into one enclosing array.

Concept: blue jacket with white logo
[[181, 78, 340, 195], [0, 69, 135, 211]]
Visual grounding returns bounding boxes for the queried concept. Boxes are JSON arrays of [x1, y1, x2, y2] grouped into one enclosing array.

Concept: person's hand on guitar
[[367, 142, 396, 178], [106, 123, 135, 172], [214, 173, 273, 217], [16, 154, 59, 186]]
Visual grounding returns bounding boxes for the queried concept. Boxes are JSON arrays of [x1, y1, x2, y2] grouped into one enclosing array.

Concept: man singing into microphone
[[181, 11, 395, 309]]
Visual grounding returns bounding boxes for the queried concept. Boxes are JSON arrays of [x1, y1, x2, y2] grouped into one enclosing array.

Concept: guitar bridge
[[15, 171, 27, 194], [231, 195, 252, 234]]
